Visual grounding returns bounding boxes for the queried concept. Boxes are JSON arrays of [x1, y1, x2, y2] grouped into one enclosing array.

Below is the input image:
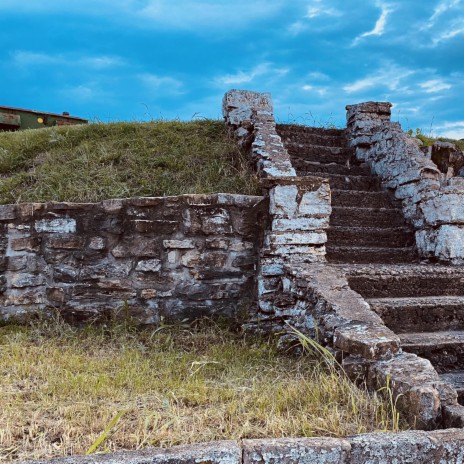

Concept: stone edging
[[22, 429, 464, 463]]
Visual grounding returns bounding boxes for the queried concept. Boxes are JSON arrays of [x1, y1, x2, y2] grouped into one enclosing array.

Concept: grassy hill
[[0, 120, 258, 204]]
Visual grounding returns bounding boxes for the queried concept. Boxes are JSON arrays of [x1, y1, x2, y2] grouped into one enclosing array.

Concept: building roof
[[0, 105, 87, 122]]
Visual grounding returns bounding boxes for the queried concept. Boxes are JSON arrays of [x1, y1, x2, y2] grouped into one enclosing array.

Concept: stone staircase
[[276, 123, 464, 408]]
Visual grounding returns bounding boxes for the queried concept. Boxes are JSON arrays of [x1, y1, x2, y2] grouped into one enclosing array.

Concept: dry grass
[[0, 120, 258, 204], [0, 319, 406, 461]]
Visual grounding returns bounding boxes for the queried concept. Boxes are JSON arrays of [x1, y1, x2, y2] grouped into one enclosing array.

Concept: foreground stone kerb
[[21, 430, 464, 463]]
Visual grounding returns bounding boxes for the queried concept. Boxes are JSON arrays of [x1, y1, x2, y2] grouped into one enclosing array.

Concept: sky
[[1, 0, 463, 138]]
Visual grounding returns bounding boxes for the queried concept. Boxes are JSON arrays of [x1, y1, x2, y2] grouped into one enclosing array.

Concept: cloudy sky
[[1, 0, 463, 138]]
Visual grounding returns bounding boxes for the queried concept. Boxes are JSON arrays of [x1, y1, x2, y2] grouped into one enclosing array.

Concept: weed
[[0, 320, 406, 460]]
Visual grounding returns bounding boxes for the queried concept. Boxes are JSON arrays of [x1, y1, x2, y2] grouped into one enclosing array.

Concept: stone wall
[[0, 194, 266, 324], [346, 102, 464, 264]]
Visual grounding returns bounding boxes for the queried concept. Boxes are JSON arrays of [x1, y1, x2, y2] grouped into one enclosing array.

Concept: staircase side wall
[[223, 90, 332, 332], [346, 101, 464, 264]]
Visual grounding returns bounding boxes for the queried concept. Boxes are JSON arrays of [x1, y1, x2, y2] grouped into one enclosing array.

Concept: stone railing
[[346, 102, 464, 264], [223, 90, 331, 331]]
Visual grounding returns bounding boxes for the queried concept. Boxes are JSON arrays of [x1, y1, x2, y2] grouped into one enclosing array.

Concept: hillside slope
[[0, 120, 258, 204]]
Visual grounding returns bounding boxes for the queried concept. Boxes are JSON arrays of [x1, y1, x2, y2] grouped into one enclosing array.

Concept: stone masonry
[[0, 194, 266, 325], [347, 102, 464, 264], [223, 90, 331, 332]]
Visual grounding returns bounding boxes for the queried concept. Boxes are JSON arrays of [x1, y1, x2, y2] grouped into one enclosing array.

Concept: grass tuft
[[0, 120, 258, 204], [0, 319, 407, 461]]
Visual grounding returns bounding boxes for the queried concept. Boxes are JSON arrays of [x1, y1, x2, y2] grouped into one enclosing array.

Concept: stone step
[[367, 296, 464, 333], [288, 145, 354, 164], [331, 190, 400, 208], [330, 206, 407, 228], [347, 267, 464, 299], [300, 173, 381, 191], [326, 246, 417, 264], [327, 226, 415, 248], [276, 124, 345, 138], [277, 129, 346, 148], [292, 160, 370, 177], [440, 370, 464, 404], [400, 330, 464, 372]]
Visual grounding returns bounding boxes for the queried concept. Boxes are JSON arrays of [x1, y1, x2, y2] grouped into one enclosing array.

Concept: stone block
[[422, 191, 464, 226], [35, 218, 76, 233], [0, 205, 16, 221], [349, 431, 436, 462], [89, 236, 107, 250], [10, 237, 40, 252], [298, 185, 331, 217], [135, 259, 162, 273], [10, 273, 45, 288], [333, 322, 400, 360], [417, 225, 464, 261], [243, 437, 350, 463], [163, 239, 196, 249], [269, 185, 298, 217], [45, 234, 84, 249], [267, 231, 327, 246], [272, 217, 330, 231]]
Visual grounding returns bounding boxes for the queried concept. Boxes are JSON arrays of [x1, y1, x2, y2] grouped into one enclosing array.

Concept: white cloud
[[138, 73, 184, 95], [428, 0, 461, 26], [353, 3, 392, 45], [432, 18, 464, 44], [302, 85, 313, 91], [419, 79, 452, 93], [0, 0, 286, 32], [288, 21, 308, 35], [137, 0, 285, 30], [343, 65, 415, 93], [215, 63, 288, 86], [306, 5, 342, 19], [435, 121, 464, 139], [308, 71, 330, 81], [11, 50, 124, 70]]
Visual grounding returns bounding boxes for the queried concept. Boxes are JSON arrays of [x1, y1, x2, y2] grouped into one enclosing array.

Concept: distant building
[[0, 106, 87, 131]]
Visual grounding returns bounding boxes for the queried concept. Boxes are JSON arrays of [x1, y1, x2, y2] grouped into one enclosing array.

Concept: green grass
[[0, 120, 258, 204], [0, 319, 406, 461], [409, 130, 464, 151]]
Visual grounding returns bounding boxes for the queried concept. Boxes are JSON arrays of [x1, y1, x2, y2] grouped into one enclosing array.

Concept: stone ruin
[[7, 90, 464, 463]]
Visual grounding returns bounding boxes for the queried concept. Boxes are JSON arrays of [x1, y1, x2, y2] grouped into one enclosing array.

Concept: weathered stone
[[243, 437, 350, 463], [163, 239, 195, 249], [135, 259, 162, 273], [35, 218, 76, 233], [10, 237, 40, 252], [0, 205, 16, 221], [333, 322, 399, 360], [45, 235, 84, 249], [89, 236, 107, 250], [10, 273, 45, 288], [269, 185, 298, 217]]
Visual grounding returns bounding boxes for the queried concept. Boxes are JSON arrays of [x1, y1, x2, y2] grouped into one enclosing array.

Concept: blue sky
[[1, 0, 463, 138]]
